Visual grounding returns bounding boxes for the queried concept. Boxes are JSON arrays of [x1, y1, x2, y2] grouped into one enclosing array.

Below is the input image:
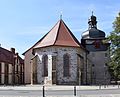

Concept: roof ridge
[[53, 19, 62, 45]]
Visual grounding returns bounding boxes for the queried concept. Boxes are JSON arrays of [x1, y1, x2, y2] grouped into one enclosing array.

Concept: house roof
[[34, 19, 81, 48], [0, 47, 24, 64], [23, 19, 85, 55], [0, 47, 14, 64]]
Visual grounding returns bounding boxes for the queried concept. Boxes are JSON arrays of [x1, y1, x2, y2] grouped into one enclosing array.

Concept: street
[[0, 89, 120, 96]]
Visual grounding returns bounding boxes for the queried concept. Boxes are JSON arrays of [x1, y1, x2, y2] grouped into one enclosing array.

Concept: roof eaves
[[22, 32, 49, 55], [22, 20, 61, 55], [0, 47, 13, 54]]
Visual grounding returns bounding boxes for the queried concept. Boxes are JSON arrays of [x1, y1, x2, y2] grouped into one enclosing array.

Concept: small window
[[92, 53, 95, 57], [105, 53, 107, 57], [105, 63, 107, 66], [4, 64, 9, 84], [0, 63, 1, 84]]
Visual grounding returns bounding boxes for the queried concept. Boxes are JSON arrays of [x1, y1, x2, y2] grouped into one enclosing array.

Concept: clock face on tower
[[93, 40, 101, 48], [86, 40, 101, 48]]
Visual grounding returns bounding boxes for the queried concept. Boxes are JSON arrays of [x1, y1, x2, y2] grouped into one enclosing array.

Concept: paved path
[[0, 89, 120, 97], [0, 85, 119, 97], [0, 85, 119, 90]]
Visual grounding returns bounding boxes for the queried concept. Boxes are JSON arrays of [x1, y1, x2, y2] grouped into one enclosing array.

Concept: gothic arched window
[[42, 54, 48, 77], [63, 54, 70, 77]]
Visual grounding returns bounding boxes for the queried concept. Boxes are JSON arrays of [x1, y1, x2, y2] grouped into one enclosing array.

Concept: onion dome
[[82, 14, 105, 39]]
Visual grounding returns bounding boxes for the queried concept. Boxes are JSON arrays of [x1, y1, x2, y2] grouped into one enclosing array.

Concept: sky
[[0, 0, 119, 58]]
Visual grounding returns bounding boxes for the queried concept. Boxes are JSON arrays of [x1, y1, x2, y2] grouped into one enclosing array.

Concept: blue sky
[[0, 0, 119, 57]]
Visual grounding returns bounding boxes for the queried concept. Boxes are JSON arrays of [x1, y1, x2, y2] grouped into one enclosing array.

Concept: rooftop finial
[[92, 11, 94, 16], [88, 11, 97, 29], [60, 11, 62, 20]]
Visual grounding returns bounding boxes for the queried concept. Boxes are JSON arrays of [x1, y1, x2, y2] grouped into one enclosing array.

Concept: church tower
[[81, 13, 111, 85]]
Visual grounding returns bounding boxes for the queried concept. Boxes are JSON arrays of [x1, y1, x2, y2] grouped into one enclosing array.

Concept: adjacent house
[[0, 47, 24, 85]]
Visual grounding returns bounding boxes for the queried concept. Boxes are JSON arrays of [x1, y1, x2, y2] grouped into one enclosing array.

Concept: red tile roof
[[0, 47, 24, 64], [23, 19, 85, 55], [34, 19, 81, 48], [0, 47, 14, 64]]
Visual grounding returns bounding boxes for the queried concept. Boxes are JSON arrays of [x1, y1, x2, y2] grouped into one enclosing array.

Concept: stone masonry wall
[[35, 46, 83, 85], [87, 50, 111, 85]]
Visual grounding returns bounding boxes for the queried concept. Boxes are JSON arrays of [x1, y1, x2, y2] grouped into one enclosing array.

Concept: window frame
[[42, 54, 48, 77], [63, 53, 70, 77]]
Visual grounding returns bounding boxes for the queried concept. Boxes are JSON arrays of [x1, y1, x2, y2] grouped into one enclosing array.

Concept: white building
[[0, 47, 24, 85]]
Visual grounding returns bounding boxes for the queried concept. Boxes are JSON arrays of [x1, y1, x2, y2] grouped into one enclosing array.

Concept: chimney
[[11, 48, 15, 54], [16, 53, 18, 56]]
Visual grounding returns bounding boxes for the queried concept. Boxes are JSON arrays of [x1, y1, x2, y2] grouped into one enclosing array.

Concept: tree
[[107, 12, 120, 82]]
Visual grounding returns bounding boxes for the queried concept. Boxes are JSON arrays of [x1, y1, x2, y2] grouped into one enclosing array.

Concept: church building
[[23, 19, 86, 85], [23, 14, 110, 85]]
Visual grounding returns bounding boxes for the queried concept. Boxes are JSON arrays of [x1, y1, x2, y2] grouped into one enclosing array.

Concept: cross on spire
[[60, 11, 62, 20], [92, 11, 94, 16]]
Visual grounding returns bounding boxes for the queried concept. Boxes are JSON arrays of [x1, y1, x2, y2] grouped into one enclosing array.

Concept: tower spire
[[88, 12, 97, 29]]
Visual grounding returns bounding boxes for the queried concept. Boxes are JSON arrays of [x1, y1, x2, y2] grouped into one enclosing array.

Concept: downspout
[[85, 51, 88, 85]]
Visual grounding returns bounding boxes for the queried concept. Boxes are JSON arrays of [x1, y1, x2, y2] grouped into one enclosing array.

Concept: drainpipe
[[30, 59, 33, 85], [85, 51, 88, 85]]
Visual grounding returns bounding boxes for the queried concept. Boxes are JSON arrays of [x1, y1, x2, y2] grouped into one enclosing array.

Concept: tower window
[[93, 40, 100, 48], [63, 54, 70, 77], [105, 63, 107, 66], [92, 53, 95, 57], [0, 63, 1, 84], [42, 54, 48, 77], [105, 53, 107, 57], [4, 64, 9, 84]]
